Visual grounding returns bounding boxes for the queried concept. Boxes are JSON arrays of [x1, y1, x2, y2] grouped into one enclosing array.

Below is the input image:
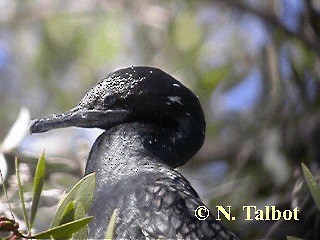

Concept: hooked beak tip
[[29, 118, 47, 133]]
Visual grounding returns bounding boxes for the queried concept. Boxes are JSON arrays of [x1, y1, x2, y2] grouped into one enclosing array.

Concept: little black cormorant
[[30, 66, 239, 240]]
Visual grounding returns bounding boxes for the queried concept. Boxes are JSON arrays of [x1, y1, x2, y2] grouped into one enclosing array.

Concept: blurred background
[[1, 0, 320, 239]]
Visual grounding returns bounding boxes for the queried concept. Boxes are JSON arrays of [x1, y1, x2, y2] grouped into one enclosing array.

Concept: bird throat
[[84, 122, 178, 185]]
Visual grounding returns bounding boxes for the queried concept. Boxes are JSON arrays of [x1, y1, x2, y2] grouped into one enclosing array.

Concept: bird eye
[[104, 93, 116, 106]]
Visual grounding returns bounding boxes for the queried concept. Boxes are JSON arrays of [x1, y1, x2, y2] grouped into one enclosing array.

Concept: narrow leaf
[[105, 208, 119, 240], [15, 157, 30, 231], [51, 173, 95, 228], [57, 201, 75, 239], [30, 151, 46, 228], [72, 203, 87, 240], [59, 201, 75, 225], [32, 216, 92, 239], [301, 163, 320, 210]]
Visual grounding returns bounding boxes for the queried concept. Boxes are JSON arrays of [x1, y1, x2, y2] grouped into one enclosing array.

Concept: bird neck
[[85, 118, 204, 182], [84, 123, 162, 185]]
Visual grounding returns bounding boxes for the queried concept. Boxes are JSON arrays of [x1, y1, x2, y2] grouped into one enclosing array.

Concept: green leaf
[[51, 173, 95, 228], [301, 163, 320, 210], [74, 201, 85, 220], [105, 208, 119, 240], [72, 203, 87, 240], [15, 157, 30, 231], [32, 216, 92, 239], [59, 201, 75, 225], [30, 151, 46, 228]]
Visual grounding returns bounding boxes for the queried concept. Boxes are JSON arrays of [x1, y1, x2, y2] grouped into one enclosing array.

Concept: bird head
[[30, 66, 206, 167]]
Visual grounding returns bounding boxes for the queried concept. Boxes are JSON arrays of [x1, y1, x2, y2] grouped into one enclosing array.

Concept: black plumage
[[30, 66, 239, 239]]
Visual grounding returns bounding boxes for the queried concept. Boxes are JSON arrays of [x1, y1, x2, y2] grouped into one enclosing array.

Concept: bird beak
[[30, 106, 130, 133]]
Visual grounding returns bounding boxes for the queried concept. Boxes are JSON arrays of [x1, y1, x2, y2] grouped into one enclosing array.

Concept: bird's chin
[[30, 106, 130, 133]]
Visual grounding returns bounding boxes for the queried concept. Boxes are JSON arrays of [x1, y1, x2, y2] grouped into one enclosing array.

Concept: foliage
[[50, 172, 95, 228], [32, 217, 92, 239], [30, 152, 46, 229], [0, 154, 95, 239], [104, 208, 119, 240], [15, 157, 30, 232], [302, 163, 320, 211]]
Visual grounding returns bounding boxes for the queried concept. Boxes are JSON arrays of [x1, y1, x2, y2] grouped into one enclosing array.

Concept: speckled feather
[[79, 67, 146, 109], [86, 122, 238, 239], [139, 172, 238, 240]]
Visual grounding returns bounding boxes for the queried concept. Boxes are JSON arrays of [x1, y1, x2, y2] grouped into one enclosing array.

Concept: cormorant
[[30, 66, 239, 239]]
